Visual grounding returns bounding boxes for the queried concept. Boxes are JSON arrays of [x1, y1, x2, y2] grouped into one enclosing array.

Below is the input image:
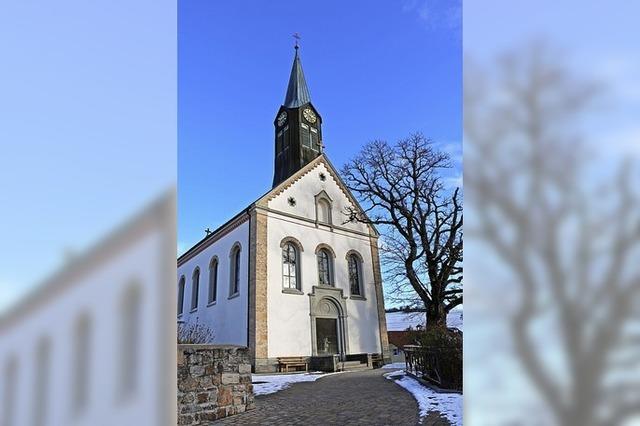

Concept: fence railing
[[404, 344, 462, 391]]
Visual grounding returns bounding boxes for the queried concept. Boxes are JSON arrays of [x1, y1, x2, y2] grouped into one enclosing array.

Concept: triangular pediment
[[255, 154, 378, 236]]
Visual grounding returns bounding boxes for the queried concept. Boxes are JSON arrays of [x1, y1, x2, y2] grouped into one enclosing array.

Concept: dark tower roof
[[283, 48, 311, 108]]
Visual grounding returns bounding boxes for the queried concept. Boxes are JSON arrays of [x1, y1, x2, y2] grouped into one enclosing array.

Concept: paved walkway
[[214, 368, 451, 425]]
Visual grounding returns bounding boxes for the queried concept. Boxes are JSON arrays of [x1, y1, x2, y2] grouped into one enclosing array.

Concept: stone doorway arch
[[309, 286, 349, 359]]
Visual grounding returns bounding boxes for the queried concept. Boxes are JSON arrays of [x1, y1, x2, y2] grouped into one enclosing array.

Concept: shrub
[[177, 320, 215, 344], [406, 327, 462, 391]]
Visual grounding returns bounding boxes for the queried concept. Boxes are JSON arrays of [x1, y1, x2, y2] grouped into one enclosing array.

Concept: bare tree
[[342, 134, 463, 328], [466, 43, 640, 425]]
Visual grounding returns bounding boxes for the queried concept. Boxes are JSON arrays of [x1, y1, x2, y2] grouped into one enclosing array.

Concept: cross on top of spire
[[283, 35, 311, 108]]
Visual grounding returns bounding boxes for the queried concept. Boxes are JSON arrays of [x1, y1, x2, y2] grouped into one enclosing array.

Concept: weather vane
[[293, 32, 301, 49]]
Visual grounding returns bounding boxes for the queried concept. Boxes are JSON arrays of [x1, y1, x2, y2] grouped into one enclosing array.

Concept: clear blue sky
[[0, 1, 176, 311], [178, 0, 462, 252]]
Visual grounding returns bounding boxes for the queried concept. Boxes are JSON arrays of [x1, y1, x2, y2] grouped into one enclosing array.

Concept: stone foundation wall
[[177, 345, 254, 424]]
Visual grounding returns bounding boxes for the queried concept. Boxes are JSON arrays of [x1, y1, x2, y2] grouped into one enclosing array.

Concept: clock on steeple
[[272, 43, 323, 188]]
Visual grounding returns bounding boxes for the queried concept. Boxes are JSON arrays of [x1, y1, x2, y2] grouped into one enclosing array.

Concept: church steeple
[[284, 47, 311, 108], [272, 44, 323, 188]]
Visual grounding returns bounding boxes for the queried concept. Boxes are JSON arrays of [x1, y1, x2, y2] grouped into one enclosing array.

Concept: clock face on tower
[[277, 111, 287, 127], [303, 108, 317, 124]]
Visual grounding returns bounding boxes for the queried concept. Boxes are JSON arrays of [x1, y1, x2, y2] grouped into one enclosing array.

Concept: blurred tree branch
[[466, 43, 640, 425]]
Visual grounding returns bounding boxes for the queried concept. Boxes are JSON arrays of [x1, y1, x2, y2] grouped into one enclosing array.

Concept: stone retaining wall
[[177, 345, 254, 424]]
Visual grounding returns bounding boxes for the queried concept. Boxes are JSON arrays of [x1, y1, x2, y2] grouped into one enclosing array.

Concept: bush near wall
[[177, 345, 254, 424]]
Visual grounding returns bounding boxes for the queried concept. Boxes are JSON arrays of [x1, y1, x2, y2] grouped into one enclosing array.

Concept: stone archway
[[309, 286, 349, 359]]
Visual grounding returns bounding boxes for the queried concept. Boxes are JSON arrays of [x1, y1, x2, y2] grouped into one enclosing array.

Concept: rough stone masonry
[[177, 345, 255, 424]]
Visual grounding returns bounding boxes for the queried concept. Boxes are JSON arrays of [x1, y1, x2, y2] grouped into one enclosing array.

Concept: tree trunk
[[426, 302, 447, 329]]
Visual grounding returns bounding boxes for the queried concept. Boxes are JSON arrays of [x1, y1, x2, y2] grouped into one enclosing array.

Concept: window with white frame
[[317, 248, 333, 286], [348, 253, 363, 296], [282, 242, 300, 290], [229, 244, 241, 296], [177, 276, 185, 315], [317, 198, 331, 224], [208, 257, 218, 304], [191, 268, 200, 311]]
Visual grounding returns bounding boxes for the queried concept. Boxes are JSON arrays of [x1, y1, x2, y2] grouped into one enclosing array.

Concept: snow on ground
[[386, 310, 463, 331], [382, 362, 406, 369], [385, 370, 462, 426], [252, 372, 336, 396]]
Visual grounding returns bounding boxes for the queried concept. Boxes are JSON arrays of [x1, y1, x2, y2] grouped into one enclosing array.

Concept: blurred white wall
[[0, 194, 176, 426]]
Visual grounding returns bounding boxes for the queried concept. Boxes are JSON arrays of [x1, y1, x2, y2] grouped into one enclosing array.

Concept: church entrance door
[[316, 318, 339, 355]]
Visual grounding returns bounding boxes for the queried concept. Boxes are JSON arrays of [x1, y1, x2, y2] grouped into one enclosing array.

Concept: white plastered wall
[[177, 220, 250, 347], [265, 162, 382, 358]]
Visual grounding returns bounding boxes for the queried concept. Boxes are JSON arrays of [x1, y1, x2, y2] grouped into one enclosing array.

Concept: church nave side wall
[[177, 220, 250, 347]]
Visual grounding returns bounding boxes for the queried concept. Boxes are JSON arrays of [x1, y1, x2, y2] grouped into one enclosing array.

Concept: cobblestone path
[[214, 368, 451, 425]]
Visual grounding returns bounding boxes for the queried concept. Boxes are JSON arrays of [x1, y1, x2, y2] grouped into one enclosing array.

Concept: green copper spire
[[284, 46, 311, 108]]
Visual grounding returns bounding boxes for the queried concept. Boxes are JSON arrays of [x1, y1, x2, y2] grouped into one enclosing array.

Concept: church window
[[348, 254, 362, 296], [229, 243, 242, 296], [317, 198, 331, 224], [310, 127, 319, 151], [72, 313, 91, 415], [3, 356, 18, 426], [177, 276, 185, 315], [282, 242, 300, 290], [317, 249, 333, 286], [208, 257, 218, 304], [276, 130, 284, 152], [276, 126, 289, 156], [33, 336, 51, 426], [301, 123, 311, 148], [191, 268, 200, 311], [119, 283, 141, 397]]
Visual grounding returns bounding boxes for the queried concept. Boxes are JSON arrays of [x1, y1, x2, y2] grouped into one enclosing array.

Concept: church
[[177, 46, 391, 373]]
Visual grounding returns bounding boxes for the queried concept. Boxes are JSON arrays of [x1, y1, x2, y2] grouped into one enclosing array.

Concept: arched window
[[208, 257, 218, 304], [177, 276, 185, 315], [229, 244, 241, 296], [119, 284, 141, 398], [348, 254, 362, 296], [3, 356, 18, 426], [191, 268, 200, 311], [317, 199, 331, 224], [317, 249, 333, 286], [282, 242, 300, 290], [72, 313, 91, 415], [33, 336, 51, 426]]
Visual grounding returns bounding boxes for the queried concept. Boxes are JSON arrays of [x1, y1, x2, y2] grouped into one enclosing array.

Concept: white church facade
[[177, 47, 390, 373]]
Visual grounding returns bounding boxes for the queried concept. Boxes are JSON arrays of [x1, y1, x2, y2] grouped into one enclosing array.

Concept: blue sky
[[0, 1, 176, 312], [178, 0, 462, 252]]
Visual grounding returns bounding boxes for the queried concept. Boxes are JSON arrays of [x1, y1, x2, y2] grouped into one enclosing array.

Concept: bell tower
[[272, 42, 323, 188]]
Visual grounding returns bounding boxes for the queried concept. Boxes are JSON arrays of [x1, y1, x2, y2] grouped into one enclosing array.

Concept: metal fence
[[404, 344, 462, 391]]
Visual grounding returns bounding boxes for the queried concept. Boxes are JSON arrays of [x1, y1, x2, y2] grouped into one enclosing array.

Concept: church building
[[177, 46, 391, 373]]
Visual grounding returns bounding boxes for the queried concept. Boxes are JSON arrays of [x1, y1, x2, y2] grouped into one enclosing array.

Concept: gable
[[259, 155, 375, 236]]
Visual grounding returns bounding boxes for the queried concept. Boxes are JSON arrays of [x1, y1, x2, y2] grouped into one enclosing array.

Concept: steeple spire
[[284, 43, 311, 108], [273, 40, 322, 188]]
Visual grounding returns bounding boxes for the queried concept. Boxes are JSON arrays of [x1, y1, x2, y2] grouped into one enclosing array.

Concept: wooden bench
[[277, 357, 308, 373], [370, 353, 383, 368]]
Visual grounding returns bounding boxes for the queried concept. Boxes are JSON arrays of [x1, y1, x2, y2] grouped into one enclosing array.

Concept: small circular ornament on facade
[[319, 173, 326, 182], [288, 197, 296, 207]]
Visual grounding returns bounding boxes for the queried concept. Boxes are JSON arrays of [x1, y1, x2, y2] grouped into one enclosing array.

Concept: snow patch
[[382, 362, 406, 369], [385, 371, 462, 425], [252, 372, 336, 396]]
